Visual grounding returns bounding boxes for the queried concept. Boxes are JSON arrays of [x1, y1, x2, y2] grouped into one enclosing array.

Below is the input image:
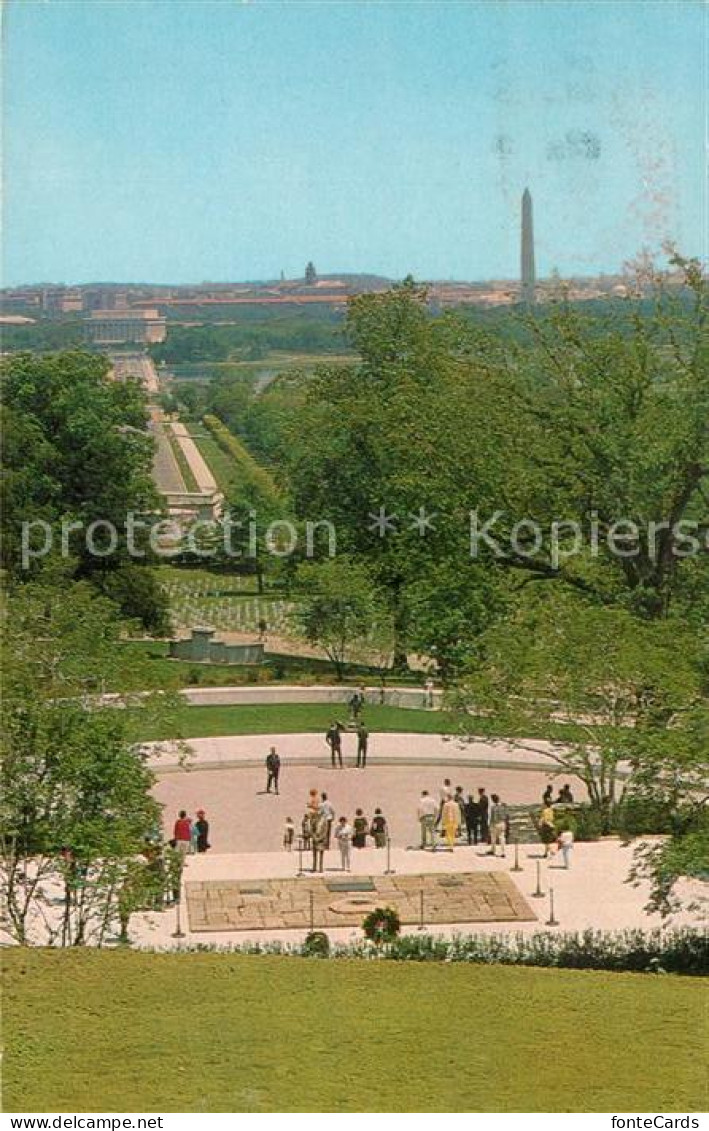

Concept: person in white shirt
[[558, 827, 574, 869], [334, 816, 353, 872], [320, 793, 336, 849], [417, 790, 438, 850]]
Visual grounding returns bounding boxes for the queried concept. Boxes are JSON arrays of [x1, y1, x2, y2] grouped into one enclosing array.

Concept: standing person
[[356, 723, 369, 768], [441, 796, 460, 850], [417, 790, 438, 850], [334, 816, 353, 872], [557, 827, 574, 869], [348, 689, 363, 720], [463, 793, 481, 845], [194, 809, 210, 853], [173, 810, 192, 857], [437, 778, 453, 827], [370, 808, 388, 848], [320, 793, 336, 849], [477, 788, 490, 844], [265, 747, 281, 794], [326, 722, 343, 768], [352, 808, 369, 848], [283, 817, 295, 851], [425, 677, 435, 708], [539, 802, 556, 858], [453, 787, 466, 833], [309, 810, 328, 873], [543, 783, 554, 806], [488, 794, 508, 858], [258, 617, 268, 642], [301, 810, 312, 850]]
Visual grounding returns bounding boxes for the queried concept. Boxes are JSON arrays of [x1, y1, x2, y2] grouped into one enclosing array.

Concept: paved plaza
[[101, 729, 704, 949], [185, 871, 536, 932], [151, 732, 581, 854]]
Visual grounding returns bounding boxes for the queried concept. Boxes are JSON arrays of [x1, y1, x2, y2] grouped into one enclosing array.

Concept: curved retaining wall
[[179, 684, 441, 709]]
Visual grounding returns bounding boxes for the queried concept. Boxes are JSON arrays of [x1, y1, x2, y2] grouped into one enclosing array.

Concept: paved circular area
[[154, 760, 584, 853]]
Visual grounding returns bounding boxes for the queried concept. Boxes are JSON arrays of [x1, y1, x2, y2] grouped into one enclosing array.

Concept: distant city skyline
[[3, 1, 705, 287]]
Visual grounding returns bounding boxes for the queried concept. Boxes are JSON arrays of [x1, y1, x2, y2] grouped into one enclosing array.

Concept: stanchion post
[[531, 859, 545, 898], [546, 886, 559, 927], [296, 836, 304, 877], [385, 835, 396, 875], [511, 839, 523, 873], [171, 875, 186, 939]]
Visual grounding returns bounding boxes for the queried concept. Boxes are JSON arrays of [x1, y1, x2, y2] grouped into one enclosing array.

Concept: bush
[[302, 931, 330, 957], [613, 798, 676, 837], [362, 906, 401, 945], [144, 927, 708, 975], [555, 805, 604, 841], [378, 928, 708, 975]]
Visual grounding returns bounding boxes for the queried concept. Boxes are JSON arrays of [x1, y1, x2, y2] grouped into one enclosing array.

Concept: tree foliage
[[1, 350, 168, 630], [0, 583, 176, 945]]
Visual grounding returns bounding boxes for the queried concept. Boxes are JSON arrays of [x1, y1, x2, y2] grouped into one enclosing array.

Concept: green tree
[[0, 582, 178, 945], [293, 558, 387, 680], [456, 254, 709, 618], [285, 280, 505, 669], [626, 704, 709, 917], [1, 351, 167, 629], [454, 594, 707, 823]]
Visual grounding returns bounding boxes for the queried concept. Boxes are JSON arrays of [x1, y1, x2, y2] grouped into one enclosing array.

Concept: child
[[558, 827, 574, 868], [301, 811, 312, 850], [334, 816, 353, 872], [283, 816, 295, 851]]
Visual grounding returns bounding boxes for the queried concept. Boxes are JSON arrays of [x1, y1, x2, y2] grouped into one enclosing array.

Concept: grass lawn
[[126, 702, 459, 741], [186, 421, 241, 495], [3, 951, 706, 1112]]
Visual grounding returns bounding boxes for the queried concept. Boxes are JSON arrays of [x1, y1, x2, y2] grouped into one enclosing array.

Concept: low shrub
[[555, 805, 605, 841], [612, 799, 676, 837], [302, 931, 330, 957], [143, 927, 708, 975], [377, 928, 708, 975]]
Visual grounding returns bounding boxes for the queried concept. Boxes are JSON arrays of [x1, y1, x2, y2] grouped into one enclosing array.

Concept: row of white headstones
[[164, 590, 295, 632]]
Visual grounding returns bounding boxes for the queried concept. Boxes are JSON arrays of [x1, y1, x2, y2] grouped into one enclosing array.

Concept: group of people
[[417, 782, 510, 854], [171, 809, 210, 855], [325, 720, 370, 768], [283, 789, 389, 872], [416, 779, 576, 865]]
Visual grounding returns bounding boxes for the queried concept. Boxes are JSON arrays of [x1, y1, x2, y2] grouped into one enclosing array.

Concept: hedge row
[[202, 413, 281, 507], [153, 927, 708, 975]]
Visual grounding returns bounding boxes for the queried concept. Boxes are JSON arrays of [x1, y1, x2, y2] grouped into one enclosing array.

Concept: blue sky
[[3, 0, 705, 285]]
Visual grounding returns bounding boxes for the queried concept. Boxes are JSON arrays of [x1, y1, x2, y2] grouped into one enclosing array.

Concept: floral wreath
[[362, 905, 401, 944]]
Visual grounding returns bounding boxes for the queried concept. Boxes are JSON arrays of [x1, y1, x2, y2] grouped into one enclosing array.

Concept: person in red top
[[173, 810, 192, 855]]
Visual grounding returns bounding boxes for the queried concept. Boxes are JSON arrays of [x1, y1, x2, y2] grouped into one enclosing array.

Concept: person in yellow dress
[[539, 803, 556, 857], [441, 797, 460, 850]]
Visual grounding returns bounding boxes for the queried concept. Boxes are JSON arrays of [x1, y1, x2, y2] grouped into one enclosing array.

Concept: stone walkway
[[147, 731, 569, 775], [129, 839, 706, 950], [185, 871, 536, 932]]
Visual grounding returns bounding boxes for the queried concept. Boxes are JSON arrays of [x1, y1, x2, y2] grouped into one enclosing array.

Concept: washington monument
[[521, 187, 536, 306]]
